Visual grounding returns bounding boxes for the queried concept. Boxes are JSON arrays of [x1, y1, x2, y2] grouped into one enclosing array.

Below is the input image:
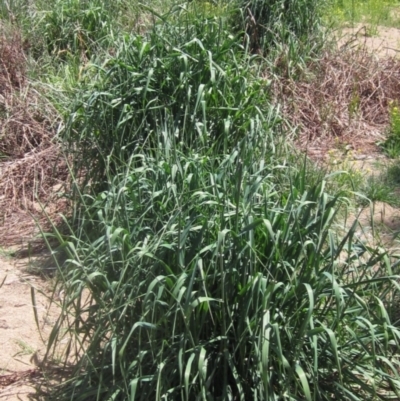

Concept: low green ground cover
[[327, 0, 400, 28]]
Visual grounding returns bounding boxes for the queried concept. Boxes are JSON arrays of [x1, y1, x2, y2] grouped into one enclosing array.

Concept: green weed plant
[[326, 0, 400, 28], [325, 148, 364, 195], [381, 100, 400, 158]]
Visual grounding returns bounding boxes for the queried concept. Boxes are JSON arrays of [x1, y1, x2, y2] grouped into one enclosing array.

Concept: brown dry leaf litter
[[276, 47, 400, 160], [0, 26, 69, 248]]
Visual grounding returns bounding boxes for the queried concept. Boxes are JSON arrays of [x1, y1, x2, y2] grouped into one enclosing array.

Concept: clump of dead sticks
[[276, 46, 400, 159], [0, 26, 68, 248]]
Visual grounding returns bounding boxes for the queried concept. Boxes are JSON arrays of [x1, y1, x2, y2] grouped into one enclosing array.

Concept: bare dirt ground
[[0, 255, 59, 400], [349, 201, 400, 250], [338, 23, 400, 58]]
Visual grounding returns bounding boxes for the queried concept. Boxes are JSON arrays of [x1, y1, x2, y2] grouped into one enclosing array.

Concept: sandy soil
[[337, 23, 400, 57], [0, 256, 59, 400], [351, 201, 400, 249]]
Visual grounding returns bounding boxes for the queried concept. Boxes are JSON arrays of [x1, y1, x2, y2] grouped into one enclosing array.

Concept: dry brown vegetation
[[276, 46, 400, 159], [0, 26, 68, 248]]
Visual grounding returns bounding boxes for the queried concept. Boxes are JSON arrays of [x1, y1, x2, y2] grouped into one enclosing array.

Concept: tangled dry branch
[[0, 27, 68, 248], [276, 47, 400, 160]]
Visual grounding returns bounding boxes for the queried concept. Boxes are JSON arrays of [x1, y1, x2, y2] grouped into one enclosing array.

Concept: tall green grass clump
[[43, 1, 400, 400], [48, 125, 400, 400], [62, 8, 270, 185], [35, 0, 122, 59], [20, 0, 138, 61], [229, 0, 326, 75], [0, 0, 29, 23], [238, 0, 322, 43]]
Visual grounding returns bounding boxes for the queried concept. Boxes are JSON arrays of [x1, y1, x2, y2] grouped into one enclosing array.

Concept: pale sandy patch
[[337, 23, 400, 58], [0, 256, 61, 400]]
